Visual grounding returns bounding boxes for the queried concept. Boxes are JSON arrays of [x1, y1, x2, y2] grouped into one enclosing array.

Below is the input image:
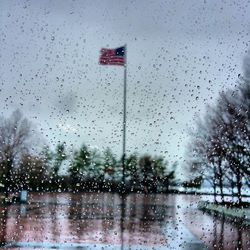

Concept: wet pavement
[[0, 193, 249, 249]]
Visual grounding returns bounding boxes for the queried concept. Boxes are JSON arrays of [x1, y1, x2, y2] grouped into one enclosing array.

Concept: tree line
[[187, 78, 250, 204], [0, 110, 176, 196]]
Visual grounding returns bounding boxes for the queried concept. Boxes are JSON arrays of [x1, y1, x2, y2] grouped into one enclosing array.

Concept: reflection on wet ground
[[0, 193, 249, 249]]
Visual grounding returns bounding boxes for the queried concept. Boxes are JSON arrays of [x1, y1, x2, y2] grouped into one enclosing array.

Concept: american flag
[[99, 46, 125, 66]]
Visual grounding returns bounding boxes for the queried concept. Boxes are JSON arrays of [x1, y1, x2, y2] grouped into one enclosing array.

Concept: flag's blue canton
[[115, 47, 125, 57]]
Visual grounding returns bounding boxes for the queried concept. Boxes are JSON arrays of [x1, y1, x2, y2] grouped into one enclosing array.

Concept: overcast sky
[[1, 0, 250, 176]]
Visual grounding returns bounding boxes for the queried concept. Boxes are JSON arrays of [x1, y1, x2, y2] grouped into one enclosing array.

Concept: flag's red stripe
[[101, 48, 114, 52], [100, 56, 124, 59], [100, 57, 125, 63], [100, 61, 124, 65], [100, 63, 124, 65], [100, 55, 119, 59], [100, 60, 125, 63], [100, 59, 124, 63], [99, 60, 124, 66], [100, 60, 124, 63]]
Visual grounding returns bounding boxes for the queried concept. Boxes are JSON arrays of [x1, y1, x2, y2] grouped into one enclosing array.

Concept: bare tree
[[0, 110, 35, 197], [218, 88, 250, 203], [187, 113, 221, 202], [188, 82, 250, 204]]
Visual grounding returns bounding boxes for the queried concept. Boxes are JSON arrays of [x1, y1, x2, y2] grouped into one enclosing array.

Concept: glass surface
[[0, 1, 250, 249]]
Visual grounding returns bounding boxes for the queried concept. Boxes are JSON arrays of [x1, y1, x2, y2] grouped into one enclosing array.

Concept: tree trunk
[[213, 165, 217, 203], [231, 178, 235, 202], [218, 163, 225, 203], [4, 160, 13, 199], [219, 177, 224, 203], [165, 178, 169, 193], [236, 169, 242, 204], [213, 178, 217, 203]]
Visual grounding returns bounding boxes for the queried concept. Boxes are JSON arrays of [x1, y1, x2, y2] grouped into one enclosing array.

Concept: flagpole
[[121, 44, 127, 250], [122, 44, 127, 192]]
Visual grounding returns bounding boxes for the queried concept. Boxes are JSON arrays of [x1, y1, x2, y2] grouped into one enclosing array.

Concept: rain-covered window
[[0, 1, 250, 249]]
